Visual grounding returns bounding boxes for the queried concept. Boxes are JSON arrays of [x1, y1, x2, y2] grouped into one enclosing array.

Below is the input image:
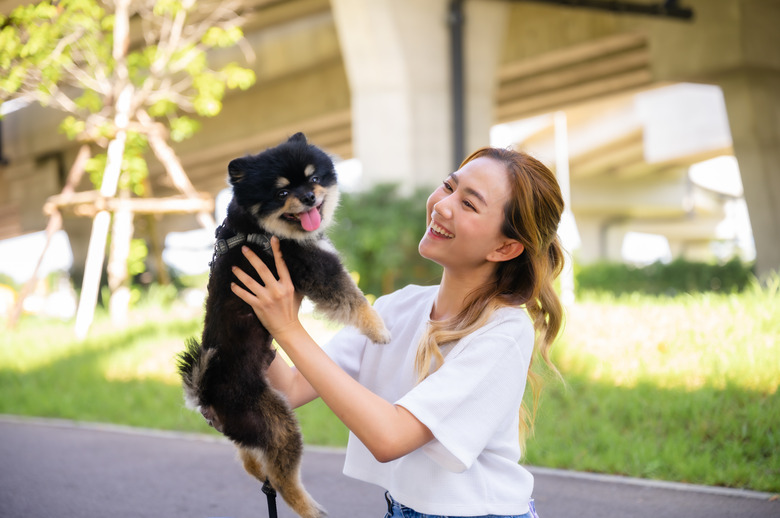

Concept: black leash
[[262, 478, 278, 518]]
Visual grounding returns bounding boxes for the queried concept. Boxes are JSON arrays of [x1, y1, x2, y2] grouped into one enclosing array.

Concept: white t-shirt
[[322, 284, 536, 516]]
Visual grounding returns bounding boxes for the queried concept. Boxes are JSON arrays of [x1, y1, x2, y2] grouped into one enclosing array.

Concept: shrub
[[328, 183, 441, 297], [575, 257, 755, 296]]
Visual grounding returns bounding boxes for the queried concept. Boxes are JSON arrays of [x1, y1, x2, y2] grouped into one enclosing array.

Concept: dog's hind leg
[[238, 445, 268, 482], [263, 391, 326, 518], [237, 389, 326, 518], [239, 444, 325, 518], [262, 437, 327, 518]]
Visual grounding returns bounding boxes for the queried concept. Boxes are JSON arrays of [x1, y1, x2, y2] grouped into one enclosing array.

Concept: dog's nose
[[302, 191, 316, 205]]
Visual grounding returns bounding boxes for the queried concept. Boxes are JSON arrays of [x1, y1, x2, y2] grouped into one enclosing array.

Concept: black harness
[[209, 223, 273, 276]]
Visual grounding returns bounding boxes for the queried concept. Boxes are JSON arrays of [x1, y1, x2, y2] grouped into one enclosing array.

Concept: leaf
[[193, 96, 221, 117], [153, 0, 183, 17], [59, 115, 86, 139], [85, 154, 108, 188], [169, 116, 201, 142], [181, 48, 206, 76], [202, 26, 244, 48], [148, 98, 177, 117], [222, 63, 256, 90], [75, 89, 103, 113]]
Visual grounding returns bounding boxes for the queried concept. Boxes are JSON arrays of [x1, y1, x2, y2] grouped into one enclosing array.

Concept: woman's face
[[419, 156, 515, 271]]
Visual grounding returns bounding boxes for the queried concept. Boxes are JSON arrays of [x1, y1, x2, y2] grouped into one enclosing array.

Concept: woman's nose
[[432, 196, 453, 218]]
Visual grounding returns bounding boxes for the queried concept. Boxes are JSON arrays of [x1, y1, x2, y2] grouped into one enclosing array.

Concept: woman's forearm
[[274, 323, 434, 463]]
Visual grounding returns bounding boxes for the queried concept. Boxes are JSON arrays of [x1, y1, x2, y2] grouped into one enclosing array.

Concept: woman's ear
[[487, 240, 524, 263]]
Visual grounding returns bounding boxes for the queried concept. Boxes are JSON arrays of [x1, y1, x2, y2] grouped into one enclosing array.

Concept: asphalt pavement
[[0, 416, 776, 518]]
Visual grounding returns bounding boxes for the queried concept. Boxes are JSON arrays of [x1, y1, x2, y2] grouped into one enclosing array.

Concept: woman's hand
[[230, 236, 304, 340]]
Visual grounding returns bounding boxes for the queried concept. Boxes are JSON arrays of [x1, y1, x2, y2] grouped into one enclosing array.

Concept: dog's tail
[[177, 338, 210, 410]]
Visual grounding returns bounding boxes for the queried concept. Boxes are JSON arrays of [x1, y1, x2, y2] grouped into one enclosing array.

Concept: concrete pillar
[[717, 70, 780, 278], [642, 0, 780, 277], [330, 0, 507, 191], [575, 216, 626, 263]]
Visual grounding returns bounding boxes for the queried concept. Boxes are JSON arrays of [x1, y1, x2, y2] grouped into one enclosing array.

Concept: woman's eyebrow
[[450, 172, 487, 207]]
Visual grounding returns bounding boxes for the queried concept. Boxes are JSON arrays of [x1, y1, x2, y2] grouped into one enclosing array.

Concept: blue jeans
[[383, 492, 539, 518]]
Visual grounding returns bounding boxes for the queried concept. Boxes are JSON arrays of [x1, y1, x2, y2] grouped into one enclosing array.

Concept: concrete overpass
[[1, 0, 778, 279]]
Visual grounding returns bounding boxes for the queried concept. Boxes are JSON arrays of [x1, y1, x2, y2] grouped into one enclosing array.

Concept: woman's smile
[[428, 221, 454, 239]]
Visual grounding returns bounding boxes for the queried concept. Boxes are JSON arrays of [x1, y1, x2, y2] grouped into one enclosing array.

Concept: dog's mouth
[[282, 203, 323, 232]]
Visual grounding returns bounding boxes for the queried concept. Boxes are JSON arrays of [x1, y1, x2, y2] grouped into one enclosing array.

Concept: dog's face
[[227, 132, 340, 240]]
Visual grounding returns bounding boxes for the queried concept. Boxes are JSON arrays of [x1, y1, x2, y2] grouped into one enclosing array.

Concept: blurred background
[[0, 0, 777, 495]]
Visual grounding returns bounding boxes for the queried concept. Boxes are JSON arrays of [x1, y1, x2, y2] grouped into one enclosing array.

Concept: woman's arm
[[231, 239, 434, 463], [266, 352, 319, 409]]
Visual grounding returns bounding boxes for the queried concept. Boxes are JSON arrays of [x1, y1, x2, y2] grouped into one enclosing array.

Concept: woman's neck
[[431, 266, 495, 321]]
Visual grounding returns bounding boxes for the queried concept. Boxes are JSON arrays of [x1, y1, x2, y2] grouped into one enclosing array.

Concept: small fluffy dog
[[178, 133, 390, 518]]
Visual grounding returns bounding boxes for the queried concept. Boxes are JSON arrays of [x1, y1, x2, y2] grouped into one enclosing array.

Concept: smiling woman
[[227, 144, 566, 517]]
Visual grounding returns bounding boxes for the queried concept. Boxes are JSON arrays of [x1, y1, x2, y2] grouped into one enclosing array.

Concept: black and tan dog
[[177, 133, 390, 518]]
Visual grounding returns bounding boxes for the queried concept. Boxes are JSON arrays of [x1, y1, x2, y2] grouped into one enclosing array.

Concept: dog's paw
[[353, 304, 391, 344], [368, 324, 392, 344]]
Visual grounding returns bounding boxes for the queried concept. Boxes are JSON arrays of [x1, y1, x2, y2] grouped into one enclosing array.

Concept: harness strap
[[262, 478, 278, 518], [214, 232, 272, 258], [208, 227, 273, 277]]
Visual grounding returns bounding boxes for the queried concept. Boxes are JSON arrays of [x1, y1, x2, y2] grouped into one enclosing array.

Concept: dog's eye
[[276, 190, 289, 200], [310, 176, 320, 184]]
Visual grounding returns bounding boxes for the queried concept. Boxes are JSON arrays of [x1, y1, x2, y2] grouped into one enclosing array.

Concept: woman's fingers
[[269, 236, 292, 284], [230, 277, 257, 305], [231, 265, 261, 294], [230, 238, 302, 338], [241, 244, 276, 285], [234, 238, 294, 304]]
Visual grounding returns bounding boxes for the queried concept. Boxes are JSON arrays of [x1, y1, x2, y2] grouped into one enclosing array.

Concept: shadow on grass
[[526, 375, 779, 493]]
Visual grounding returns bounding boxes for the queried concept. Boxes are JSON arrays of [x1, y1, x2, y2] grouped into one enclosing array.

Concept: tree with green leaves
[[1, 0, 256, 336]]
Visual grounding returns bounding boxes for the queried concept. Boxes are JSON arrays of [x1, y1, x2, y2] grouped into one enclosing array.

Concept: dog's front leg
[[288, 243, 391, 344]]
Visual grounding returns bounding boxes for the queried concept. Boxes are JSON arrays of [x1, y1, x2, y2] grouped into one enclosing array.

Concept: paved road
[[1, 416, 776, 518]]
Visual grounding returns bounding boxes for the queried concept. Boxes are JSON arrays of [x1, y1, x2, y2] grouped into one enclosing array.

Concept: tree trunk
[[108, 189, 134, 328], [74, 0, 132, 339], [74, 113, 130, 338]]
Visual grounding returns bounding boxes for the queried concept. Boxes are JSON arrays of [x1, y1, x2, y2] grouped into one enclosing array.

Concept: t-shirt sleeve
[[321, 289, 399, 378], [395, 315, 534, 473], [321, 325, 370, 379]]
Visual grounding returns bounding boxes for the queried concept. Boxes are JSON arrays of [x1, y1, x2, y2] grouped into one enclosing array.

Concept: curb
[[526, 465, 777, 501]]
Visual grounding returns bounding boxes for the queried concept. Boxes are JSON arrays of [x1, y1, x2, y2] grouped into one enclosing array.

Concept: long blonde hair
[[414, 147, 565, 446]]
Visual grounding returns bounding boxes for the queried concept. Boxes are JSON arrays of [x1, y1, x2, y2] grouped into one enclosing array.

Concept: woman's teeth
[[430, 222, 454, 238]]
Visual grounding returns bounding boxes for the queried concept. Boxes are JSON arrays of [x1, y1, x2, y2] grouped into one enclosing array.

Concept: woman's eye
[[463, 200, 476, 211], [277, 190, 289, 200], [442, 181, 453, 192]]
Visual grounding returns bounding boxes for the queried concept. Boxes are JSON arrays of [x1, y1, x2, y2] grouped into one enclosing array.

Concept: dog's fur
[[177, 133, 390, 518]]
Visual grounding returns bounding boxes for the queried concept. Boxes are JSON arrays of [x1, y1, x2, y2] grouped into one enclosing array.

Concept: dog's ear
[[228, 158, 246, 185], [289, 132, 307, 144]]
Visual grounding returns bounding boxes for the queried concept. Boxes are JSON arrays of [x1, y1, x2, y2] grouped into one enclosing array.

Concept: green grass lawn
[[1, 279, 778, 492]]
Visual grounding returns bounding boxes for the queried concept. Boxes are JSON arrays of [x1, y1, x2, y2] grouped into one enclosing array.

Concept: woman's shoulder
[[374, 284, 437, 312], [471, 305, 534, 344], [493, 304, 533, 327]]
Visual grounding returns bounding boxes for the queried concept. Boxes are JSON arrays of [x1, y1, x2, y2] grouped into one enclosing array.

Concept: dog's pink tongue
[[300, 207, 321, 231]]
